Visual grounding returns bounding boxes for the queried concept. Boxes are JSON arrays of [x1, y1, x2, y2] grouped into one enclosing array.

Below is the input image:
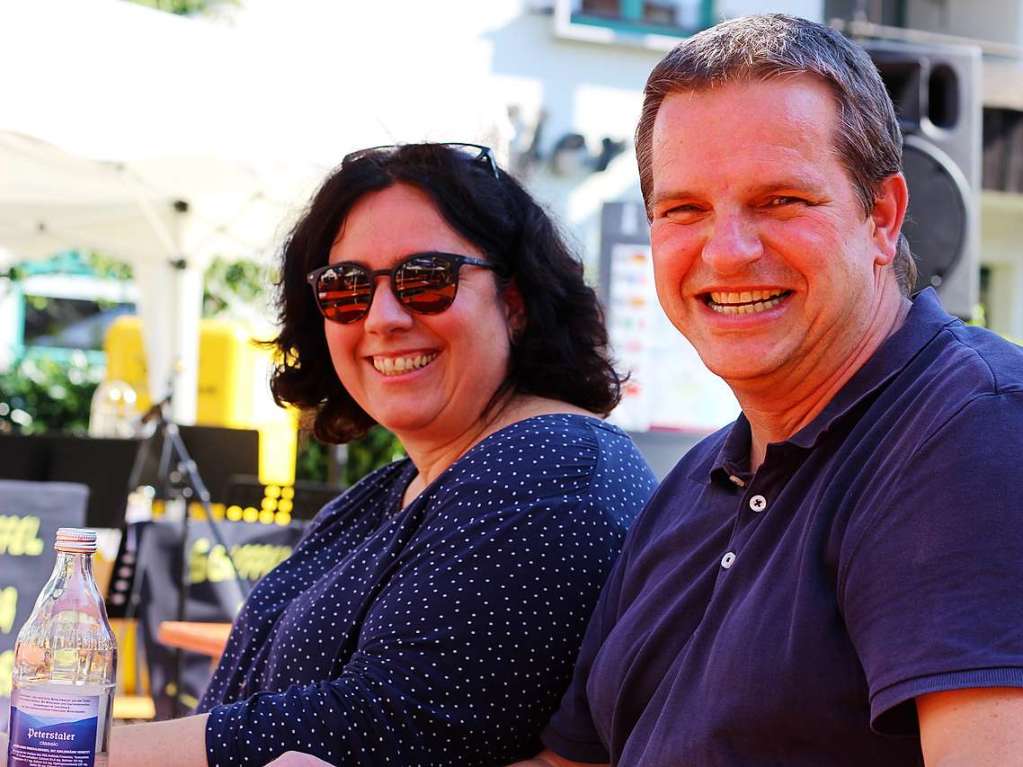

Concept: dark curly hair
[[269, 143, 624, 444]]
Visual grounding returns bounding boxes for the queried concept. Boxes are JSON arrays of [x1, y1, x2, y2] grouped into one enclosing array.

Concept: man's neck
[[737, 292, 912, 473]]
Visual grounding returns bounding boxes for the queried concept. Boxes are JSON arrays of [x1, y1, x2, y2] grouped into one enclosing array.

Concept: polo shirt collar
[[704, 289, 957, 484]]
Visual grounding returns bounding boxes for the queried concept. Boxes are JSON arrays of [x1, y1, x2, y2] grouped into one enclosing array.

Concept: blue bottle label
[[7, 689, 99, 767]]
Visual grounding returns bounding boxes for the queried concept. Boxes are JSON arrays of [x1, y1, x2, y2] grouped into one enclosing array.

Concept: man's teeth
[[707, 290, 788, 315], [372, 353, 438, 376]]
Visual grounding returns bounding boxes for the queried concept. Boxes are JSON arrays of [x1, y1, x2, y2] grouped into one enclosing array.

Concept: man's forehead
[[652, 74, 839, 136], [649, 76, 843, 188]]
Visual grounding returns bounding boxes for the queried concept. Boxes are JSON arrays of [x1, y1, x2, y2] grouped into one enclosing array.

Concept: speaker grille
[[902, 136, 969, 289]]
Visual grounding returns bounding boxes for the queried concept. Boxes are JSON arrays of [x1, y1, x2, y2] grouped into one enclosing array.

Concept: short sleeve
[[839, 391, 1023, 733]]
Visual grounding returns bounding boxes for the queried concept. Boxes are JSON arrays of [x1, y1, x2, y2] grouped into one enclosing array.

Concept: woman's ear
[[502, 281, 527, 339]]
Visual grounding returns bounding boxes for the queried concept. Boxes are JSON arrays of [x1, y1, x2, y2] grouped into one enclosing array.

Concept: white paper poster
[[606, 243, 739, 433]]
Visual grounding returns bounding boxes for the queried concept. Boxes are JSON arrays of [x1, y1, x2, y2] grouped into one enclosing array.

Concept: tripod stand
[[126, 395, 250, 717]]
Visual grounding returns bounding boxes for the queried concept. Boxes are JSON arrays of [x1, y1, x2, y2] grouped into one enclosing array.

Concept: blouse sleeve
[[204, 434, 642, 766], [540, 548, 628, 764]]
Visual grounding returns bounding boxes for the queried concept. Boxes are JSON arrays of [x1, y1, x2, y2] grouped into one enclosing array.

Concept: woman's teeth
[[372, 353, 438, 376], [707, 290, 789, 315]]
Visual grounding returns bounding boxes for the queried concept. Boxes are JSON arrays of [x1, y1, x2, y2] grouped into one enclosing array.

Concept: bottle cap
[[55, 528, 98, 554]]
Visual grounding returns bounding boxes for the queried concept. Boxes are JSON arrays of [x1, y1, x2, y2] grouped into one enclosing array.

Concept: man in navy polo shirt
[[516, 13, 1023, 767]]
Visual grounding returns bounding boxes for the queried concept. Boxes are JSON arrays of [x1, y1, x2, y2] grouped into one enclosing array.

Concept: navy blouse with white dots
[[197, 414, 656, 766]]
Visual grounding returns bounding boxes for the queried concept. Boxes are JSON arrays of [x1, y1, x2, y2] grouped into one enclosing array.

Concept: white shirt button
[[749, 494, 767, 512], [721, 551, 736, 569]]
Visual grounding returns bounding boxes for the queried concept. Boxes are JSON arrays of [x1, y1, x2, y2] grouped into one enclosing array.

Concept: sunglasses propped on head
[[341, 142, 500, 179], [307, 252, 499, 324]]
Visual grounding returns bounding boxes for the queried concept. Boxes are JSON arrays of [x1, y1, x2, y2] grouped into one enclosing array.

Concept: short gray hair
[[635, 14, 917, 295]]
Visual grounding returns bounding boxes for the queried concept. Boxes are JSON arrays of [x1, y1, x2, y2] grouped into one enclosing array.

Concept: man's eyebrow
[[749, 178, 827, 196], [652, 178, 828, 206], [650, 188, 702, 207]]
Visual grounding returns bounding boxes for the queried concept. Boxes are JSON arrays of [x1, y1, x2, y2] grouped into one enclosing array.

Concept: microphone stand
[[126, 394, 250, 718]]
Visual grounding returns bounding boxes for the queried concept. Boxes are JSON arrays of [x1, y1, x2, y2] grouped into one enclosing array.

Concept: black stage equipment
[[129, 424, 259, 506], [863, 39, 982, 318], [0, 433, 140, 528], [124, 397, 255, 717]]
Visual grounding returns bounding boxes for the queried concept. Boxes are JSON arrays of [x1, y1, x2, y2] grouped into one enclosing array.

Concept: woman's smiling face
[[323, 183, 516, 446]]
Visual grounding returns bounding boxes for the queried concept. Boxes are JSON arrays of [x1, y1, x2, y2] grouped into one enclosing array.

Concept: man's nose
[[700, 212, 763, 275], [363, 277, 414, 333]]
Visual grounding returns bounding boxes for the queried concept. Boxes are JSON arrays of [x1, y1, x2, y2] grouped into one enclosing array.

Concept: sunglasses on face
[[307, 252, 499, 324]]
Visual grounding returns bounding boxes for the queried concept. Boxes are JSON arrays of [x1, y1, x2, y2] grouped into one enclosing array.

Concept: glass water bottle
[[7, 528, 117, 767]]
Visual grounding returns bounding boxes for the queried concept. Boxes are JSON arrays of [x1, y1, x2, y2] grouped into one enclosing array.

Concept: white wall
[[487, 9, 667, 270], [510, 1, 825, 268], [222, 2, 654, 275], [905, 0, 1023, 45], [719, 0, 823, 20], [980, 193, 1023, 339]]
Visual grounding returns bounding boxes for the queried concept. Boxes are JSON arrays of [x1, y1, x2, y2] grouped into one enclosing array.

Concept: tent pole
[[169, 258, 201, 426]]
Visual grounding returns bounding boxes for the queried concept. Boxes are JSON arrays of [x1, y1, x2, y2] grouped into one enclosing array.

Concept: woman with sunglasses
[[99, 143, 656, 767]]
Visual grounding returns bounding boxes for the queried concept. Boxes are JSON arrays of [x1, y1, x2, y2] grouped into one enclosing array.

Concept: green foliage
[[345, 427, 406, 486], [295, 432, 329, 483], [83, 251, 133, 281], [295, 427, 406, 486], [0, 353, 105, 436], [125, 0, 235, 15], [203, 256, 273, 319]]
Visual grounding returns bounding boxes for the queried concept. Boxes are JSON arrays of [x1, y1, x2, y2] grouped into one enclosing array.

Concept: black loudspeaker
[[864, 40, 982, 318]]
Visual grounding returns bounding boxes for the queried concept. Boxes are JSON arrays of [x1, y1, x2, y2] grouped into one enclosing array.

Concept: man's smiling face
[[648, 74, 886, 389]]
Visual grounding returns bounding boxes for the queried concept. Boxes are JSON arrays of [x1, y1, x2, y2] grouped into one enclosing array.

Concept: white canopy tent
[[0, 0, 510, 422], [0, 0, 319, 423], [0, 130, 302, 422]]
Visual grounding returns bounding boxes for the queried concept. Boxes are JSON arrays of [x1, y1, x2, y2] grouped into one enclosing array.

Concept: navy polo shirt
[[543, 289, 1023, 766]]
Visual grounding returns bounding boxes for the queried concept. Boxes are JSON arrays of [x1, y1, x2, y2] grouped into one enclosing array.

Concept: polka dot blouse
[[197, 414, 656, 766]]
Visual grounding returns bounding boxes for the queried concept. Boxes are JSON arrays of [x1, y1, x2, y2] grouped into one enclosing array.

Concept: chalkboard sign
[[0, 480, 89, 733]]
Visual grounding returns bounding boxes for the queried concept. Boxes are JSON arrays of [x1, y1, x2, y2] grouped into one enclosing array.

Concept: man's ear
[[870, 172, 909, 267], [502, 281, 527, 339]]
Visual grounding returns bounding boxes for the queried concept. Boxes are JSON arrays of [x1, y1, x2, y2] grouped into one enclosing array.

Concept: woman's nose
[[362, 277, 414, 333]]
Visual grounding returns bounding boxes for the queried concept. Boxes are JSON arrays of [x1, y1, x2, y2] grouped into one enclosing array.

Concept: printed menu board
[[606, 242, 739, 433]]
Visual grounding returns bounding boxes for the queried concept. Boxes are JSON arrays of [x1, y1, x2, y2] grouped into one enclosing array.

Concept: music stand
[[0, 433, 49, 482], [0, 433, 141, 528], [49, 436, 143, 528]]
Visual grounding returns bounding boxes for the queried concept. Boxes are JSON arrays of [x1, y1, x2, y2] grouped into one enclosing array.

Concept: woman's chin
[[366, 401, 441, 438]]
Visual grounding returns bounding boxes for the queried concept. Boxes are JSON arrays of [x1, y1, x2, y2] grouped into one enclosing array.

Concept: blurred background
[[0, 0, 1021, 722]]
